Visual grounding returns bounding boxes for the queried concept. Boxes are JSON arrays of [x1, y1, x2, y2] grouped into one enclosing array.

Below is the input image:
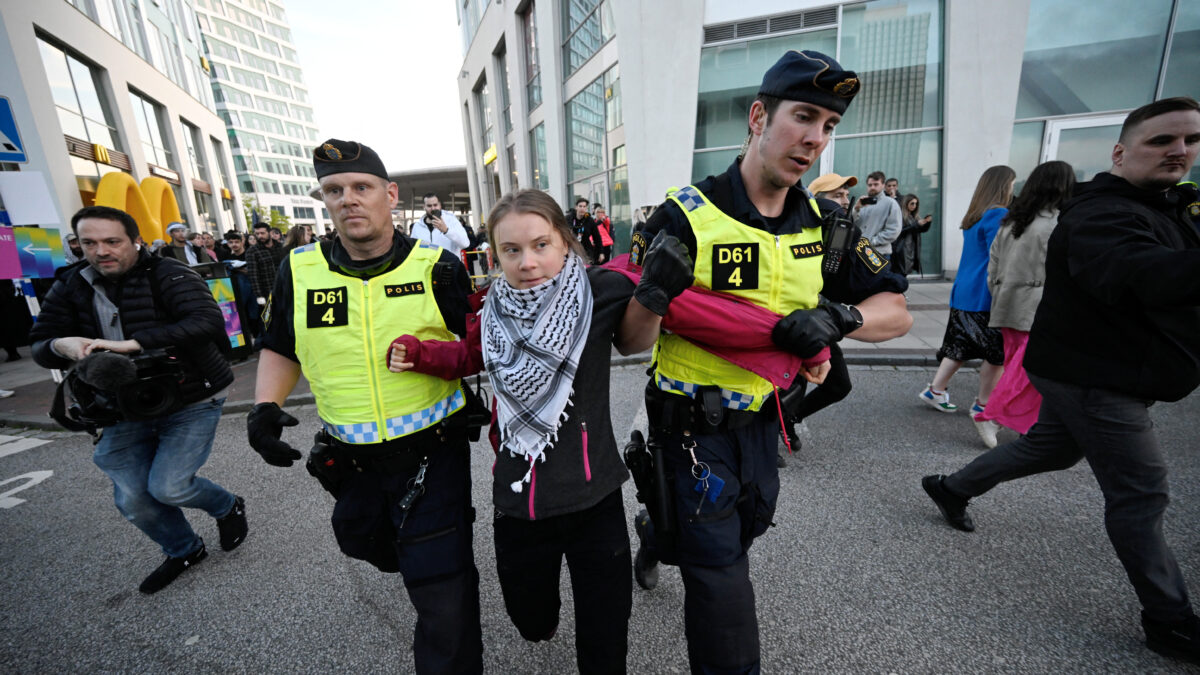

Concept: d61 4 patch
[[711, 243, 759, 290], [307, 287, 348, 328]]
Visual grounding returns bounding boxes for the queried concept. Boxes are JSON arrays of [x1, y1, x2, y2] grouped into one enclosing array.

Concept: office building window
[[562, 0, 614, 76], [128, 90, 175, 168], [181, 120, 210, 183], [522, 2, 542, 110], [832, 130, 943, 274], [604, 63, 622, 132], [497, 44, 513, 135], [530, 123, 549, 190], [1162, 0, 1200, 101], [838, 0, 943, 134], [37, 38, 122, 149], [566, 78, 604, 183], [1016, 0, 1172, 118]]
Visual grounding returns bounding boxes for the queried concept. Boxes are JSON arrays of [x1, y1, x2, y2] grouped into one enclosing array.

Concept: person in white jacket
[[410, 192, 471, 260]]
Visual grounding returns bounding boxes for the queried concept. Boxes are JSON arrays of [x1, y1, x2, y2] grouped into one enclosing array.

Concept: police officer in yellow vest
[[619, 51, 913, 674], [246, 139, 482, 674]]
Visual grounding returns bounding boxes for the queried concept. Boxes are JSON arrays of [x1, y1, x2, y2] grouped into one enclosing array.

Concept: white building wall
[[0, 0, 241, 232], [610, 0, 704, 209], [940, 0, 1029, 276]]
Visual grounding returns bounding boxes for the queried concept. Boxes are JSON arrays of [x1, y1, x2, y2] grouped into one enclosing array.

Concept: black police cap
[[758, 50, 860, 115], [313, 139, 388, 181]]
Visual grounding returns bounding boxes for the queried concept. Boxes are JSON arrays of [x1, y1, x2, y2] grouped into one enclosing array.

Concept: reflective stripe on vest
[[289, 241, 463, 443], [654, 185, 824, 411]]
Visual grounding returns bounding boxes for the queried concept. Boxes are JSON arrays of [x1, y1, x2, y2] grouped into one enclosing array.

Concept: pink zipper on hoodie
[[581, 420, 591, 482], [527, 462, 537, 520]]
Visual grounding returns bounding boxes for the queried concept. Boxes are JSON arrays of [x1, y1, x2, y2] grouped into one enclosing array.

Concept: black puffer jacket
[[30, 251, 233, 404], [1025, 173, 1200, 402]]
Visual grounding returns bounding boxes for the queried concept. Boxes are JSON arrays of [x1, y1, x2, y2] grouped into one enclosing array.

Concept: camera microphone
[[75, 351, 138, 392]]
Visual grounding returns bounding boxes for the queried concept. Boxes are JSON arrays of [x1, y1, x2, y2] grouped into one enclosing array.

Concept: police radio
[[822, 210, 857, 276]]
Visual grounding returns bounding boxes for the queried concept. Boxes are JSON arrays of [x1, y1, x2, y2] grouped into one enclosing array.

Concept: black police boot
[[216, 495, 247, 551], [1143, 611, 1200, 665], [633, 509, 659, 591], [139, 541, 208, 594]]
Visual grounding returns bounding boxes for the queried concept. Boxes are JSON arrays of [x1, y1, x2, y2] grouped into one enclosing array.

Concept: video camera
[[51, 349, 186, 433]]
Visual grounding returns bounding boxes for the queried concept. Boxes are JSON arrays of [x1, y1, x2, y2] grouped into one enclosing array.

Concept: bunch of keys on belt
[[398, 458, 429, 527], [684, 435, 725, 514]]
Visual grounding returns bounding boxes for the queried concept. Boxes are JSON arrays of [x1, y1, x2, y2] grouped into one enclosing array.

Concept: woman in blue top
[[919, 166, 1015, 446]]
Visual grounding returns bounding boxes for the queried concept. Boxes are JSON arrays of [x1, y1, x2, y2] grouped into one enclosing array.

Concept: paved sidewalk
[[0, 280, 954, 430]]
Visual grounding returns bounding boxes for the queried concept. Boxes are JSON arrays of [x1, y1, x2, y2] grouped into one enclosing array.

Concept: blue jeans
[[92, 397, 234, 558]]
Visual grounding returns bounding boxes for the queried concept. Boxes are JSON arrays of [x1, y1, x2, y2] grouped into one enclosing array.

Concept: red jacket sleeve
[[388, 312, 484, 380]]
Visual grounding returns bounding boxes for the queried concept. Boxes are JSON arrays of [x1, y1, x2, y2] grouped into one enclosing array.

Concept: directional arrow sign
[[5, 227, 67, 279]]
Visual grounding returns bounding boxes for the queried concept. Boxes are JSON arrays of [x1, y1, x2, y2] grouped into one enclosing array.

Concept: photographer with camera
[[410, 192, 471, 261], [30, 205, 246, 595], [853, 170, 903, 257]]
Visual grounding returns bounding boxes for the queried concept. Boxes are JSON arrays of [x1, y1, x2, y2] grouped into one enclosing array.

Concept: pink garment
[[976, 327, 1041, 434], [601, 254, 828, 387]]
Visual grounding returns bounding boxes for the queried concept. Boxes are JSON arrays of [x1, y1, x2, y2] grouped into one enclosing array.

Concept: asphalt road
[[1, 364, 1197, 673]]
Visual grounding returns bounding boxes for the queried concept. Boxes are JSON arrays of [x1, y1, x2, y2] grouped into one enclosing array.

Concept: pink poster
[[0, 228, 18, 279]]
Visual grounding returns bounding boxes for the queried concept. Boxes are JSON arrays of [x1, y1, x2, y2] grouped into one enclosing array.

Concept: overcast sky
[[285, 0, 468, 173]]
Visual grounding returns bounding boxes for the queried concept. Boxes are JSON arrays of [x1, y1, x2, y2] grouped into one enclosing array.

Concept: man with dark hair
[[218, 231, 257, 338], [566, 196, 602, 262], [621, 50, 911, 673], [246, 222, 285, 320], [853, 169, 903, 256], [248, 139, 480, 673], [884, 176, 900, 198], [410, 192, 471, 260], [923, 96, 1200, 665], [159, 222, 205, 265], [30, 205, 246, 594]]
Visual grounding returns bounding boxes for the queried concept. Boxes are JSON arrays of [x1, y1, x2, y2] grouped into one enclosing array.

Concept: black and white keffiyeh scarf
[[482, 253, 593, 493]]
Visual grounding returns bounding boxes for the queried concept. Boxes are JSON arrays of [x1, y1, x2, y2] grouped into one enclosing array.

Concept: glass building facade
[[458, 0, 1197, 275], [695, 0, 944, 271], [195, 0, 323, 231], [1009, 0, 1200, 191]]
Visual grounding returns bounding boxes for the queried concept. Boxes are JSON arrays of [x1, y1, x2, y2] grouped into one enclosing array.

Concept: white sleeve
[[442, 212, 471, 251]]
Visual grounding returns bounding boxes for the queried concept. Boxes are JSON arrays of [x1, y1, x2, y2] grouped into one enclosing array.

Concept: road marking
[[0, 435, 51, 459], [0, 471, 53, 508]]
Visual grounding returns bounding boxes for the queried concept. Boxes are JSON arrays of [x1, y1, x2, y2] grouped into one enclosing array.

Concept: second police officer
[[246, 139, 482, 674], [620, 51, 913, 673]]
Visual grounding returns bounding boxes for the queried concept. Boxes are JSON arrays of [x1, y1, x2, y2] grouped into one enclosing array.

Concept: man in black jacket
[[158, 221, 205, 265], [31, 205, 246, 595], [566, 196, 603, 263], [923, 97, 1200, 665]]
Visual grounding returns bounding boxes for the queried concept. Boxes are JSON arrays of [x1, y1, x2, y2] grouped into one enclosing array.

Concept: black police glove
[[771, 302, 863, 358], [635, 231, 694, 316], [247, 402, 302, 467]]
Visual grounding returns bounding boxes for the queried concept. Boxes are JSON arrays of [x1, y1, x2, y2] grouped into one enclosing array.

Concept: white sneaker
[[918, 385, 957, 412], [0, 389, 13, 399], [975, 418, 1000, 449]]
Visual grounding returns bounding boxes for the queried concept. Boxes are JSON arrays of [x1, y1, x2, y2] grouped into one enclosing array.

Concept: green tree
[[242, 196, 292, 230]]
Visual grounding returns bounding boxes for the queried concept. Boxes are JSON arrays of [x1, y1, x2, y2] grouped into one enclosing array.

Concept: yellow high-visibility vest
[[289, 242, 463, 443], [654, 185, 824, 411]]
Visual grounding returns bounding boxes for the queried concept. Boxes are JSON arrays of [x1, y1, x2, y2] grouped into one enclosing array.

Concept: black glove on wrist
[[247, 402, 302, 467], [772, 302, 863, 358], [635, 230, 694, 316]]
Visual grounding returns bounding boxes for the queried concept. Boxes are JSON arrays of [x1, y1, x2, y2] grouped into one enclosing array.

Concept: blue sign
[[0, 97, 28, 163]]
